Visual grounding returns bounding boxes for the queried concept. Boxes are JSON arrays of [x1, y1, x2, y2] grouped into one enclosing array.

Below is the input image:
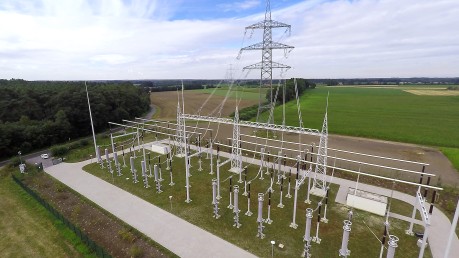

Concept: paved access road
[[45, 160, 256, 258]]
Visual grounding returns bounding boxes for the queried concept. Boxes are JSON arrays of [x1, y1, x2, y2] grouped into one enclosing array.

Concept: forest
[[0, 79, 150, 159]]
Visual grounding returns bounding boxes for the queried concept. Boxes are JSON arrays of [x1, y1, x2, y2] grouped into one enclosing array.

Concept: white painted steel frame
[[214, 142, 442, 190], [181, 114, 321, 136], [227, 138, 435, 177]]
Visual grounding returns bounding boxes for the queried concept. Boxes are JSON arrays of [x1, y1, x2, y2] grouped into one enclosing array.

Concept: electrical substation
[[90, 1, 444, 257]]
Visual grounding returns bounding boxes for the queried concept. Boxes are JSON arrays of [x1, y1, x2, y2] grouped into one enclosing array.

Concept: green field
[[0, 167, 94, 257], [262, 86, 459, 149], [441, 147, 459, 171], [197, 86, 268, 101], [84, 148, 429, 258]]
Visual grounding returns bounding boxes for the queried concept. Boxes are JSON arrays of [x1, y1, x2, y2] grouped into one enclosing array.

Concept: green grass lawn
[[84, 147, 429, 257], [197, 87, 268, 101], [0, 167, 95, 257], [261, 86, 459, 149], [440, 147, 459, 171]]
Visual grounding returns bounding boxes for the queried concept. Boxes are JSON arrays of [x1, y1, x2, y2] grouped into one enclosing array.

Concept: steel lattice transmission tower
[[230, 106, 243, 173], [312, 101, 329, 195], [238, 0, 294, 117], [175, 100, 185, 157]]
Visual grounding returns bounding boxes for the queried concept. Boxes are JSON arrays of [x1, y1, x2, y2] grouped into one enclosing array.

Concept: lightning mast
[[238, 0, 294, 121]]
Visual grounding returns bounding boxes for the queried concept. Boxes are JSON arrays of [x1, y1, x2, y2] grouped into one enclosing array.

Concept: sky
[[0, 0, 458, 80]]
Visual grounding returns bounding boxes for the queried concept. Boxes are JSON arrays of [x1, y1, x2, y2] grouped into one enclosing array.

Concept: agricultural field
[[150, 87, 267, 120], [196, 86, 269, 101], [264, 85, 459, 149]]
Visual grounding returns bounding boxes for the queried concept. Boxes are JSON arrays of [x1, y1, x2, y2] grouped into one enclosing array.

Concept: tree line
[[268, 78, 316, 104], [0, 79, 150, 159], [232, 78, 316, 120]]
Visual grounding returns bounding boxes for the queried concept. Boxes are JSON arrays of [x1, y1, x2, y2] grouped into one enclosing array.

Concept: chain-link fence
[[12, 175, 112, 258]]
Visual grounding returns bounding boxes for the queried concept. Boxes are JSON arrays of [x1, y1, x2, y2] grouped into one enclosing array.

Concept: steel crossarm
[[245, 20, 291, 30], [241, 42, 294, 51], [181, 114, 321, 136], [243, 61, 291, 70]]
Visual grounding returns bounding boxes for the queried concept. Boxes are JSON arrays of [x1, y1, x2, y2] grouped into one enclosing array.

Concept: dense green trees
[[268, 78, 316, 104], [0, 80, 150, 159]]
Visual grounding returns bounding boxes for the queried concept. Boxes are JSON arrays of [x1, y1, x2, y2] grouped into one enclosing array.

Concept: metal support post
[[312, 203, 322, 244], [154, 164, 163, 193], [419, 224, 429, 258], [132, 145, 136, 158], [406, 186, 420, 235], [339, 220, 352, 257], [169, 162, 175, 186], [257, 193, 265, 239], [386, 235, 399, 258], [184, 144, 191, 203], [321, 187, 329, 223], [136, 126, 141, 152], [286, 169, 292, 198], [278, 177, 284, 208], [245, 183, 253, 216], [105, 148, 113, 174], [198, 157, 203, 171], [290, 180, 299, 229], [158, 156, 164, 181], [217, 145, 220, 162], [233, 185, 241, 228], [243, 168, 248, 196], [212, 179, 220, 219], [269, 164, 275, 193], [114, 152, 122, 176], [166, 153, 170, 170], [379, 222, 388, 258], [209, 140, 214, 174], [259, 147, 265, 180], [121, 146, 127, 167], [424, 176, 431, 199], [302, 208, 313, 258], [445, 198, 459, 258], [276, 151, 282, 184], [96, 146, 103, 166], [266, 190, 273, 224], [282, 154, 287, 179], [130, 156, 138, 183], [305, 171, 312, 204], [265, 152, 270, 175], [141, 160, 149, 188], [228, 177, 234, 209], [216, 160, 221, 200], [148, 153, 153, 177], [142, 145, 147, 169]]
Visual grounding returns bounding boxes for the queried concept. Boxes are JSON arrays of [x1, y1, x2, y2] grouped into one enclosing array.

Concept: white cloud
[[0, 0, 458, 80]]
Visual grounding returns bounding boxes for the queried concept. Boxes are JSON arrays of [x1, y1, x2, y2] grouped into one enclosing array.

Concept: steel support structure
[[230, 107, 243, 174], [175, 101, 185, 157], [311, 110, 328, 196], [238, 0, 294, 118]]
